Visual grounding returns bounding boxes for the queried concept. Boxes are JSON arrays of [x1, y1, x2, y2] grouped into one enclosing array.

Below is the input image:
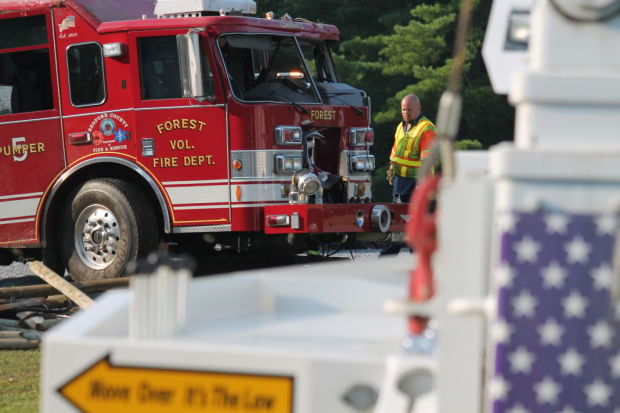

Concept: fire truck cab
[[0, 0, 407, 280]]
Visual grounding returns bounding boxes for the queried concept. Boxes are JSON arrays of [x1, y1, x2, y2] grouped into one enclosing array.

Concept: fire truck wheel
[[59, 178, 159, 281]]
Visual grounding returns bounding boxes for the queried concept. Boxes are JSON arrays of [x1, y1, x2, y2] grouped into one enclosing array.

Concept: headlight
[[349, 154, 375, 172], [275, 154, 302, 174], [275, 126, 302, 145], [349, 127, 374, 146], [294, 170, 321, 195]]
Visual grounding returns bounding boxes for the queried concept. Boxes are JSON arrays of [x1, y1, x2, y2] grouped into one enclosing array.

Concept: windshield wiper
[[325, 92, 364, 116], [267, 91, 309, 115]]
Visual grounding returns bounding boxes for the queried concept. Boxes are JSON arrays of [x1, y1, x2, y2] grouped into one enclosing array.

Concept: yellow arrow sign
[[59, 355, 294, 413]]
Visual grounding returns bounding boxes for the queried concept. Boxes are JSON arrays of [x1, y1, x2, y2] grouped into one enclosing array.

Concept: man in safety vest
[[386, 94, 436, 204]]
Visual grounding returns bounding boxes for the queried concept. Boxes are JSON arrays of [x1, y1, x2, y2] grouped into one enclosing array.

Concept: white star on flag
[[558, 347, 584, 376], [544, 213, 569, 234], [506, 403, 530, 413], [588, 320, 613, 348], [512, 290, 537, 318], [497, 212, 518, 233], [495, 263, 516, 288], [596, 214, 616, 235], [534, 376, 561, 404], [541, 261, 567, 289], [489, 375, 510, 401], [539, 318, 564, 346], [492, 318, 513, 345], [610, 352, 620, 377], [585, 379, 612, 407], [591, 263, 612, 290], [562, 291, 588, 319], [509, 346, 535, 374], [564, 236, 591, 264], [514, 236, 541, 263]]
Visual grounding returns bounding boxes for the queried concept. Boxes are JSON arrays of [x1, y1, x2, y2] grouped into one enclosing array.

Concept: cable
[[419, 0, 476, 181]]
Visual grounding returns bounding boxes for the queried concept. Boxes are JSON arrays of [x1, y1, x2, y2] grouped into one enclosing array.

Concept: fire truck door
[[134, 33, 230, 229], [0, 12, 64, 246]]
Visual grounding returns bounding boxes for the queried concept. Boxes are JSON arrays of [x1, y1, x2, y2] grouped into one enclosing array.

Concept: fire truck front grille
[[313, 128, 341, 175]]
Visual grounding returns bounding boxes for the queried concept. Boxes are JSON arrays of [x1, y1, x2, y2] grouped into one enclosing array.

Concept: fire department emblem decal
[[100, 118, 115, 136], [88, 113, 130, 152]]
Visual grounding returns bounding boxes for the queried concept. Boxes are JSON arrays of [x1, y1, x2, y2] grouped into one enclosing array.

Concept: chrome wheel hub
[[74, 205, 121, 269]]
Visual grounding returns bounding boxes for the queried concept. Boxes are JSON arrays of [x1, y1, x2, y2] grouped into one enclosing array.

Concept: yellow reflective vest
[[389, 116, 436, 178]]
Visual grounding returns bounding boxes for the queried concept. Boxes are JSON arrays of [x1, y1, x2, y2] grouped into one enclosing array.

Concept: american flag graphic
[[489, 211, 620, 413]]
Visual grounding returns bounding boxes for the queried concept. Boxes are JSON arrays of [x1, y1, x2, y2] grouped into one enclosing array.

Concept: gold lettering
[[169, 140, 195, 150], [152, 157, 178, 168], [0, 142, 45, 158], [183, 155, 212, 166], [310, 110, 336, 120], [310, 110, 337, 121], [156, 119, 206, 134]]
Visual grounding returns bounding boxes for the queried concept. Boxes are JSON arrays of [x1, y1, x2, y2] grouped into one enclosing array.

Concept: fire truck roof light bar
[[154, 0, 257, 18]]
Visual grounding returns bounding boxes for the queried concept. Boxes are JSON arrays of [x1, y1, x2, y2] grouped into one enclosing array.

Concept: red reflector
[[365, 130, 374, 144]]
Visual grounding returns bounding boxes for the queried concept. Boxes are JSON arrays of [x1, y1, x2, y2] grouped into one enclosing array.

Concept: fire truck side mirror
[[177, 31, 205, 100]]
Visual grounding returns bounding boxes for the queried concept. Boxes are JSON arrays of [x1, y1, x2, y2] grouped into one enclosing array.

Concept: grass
[[0, 349, 40, 413]]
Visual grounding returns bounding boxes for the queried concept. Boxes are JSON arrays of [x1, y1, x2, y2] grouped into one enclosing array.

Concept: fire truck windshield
[[219, 34, 324, 104]]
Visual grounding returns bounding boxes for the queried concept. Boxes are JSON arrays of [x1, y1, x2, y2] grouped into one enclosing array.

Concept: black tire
[[59, 178, 159, 281]]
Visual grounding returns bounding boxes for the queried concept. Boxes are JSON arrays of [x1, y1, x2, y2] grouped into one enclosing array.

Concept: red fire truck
[[0, 0, 408, 280]]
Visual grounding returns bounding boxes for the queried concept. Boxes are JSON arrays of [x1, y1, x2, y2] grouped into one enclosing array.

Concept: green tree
[[256, 0, 414, 39], [371, 1, 513, 157], [255, 0, 516, 175]]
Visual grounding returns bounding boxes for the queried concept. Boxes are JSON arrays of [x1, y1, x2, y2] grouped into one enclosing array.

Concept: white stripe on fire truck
[[230, 183, 287, 203], [0, 192, 44, 201], [165, 185, 229, 205], [231, 202, 287, 208], [0, 217, 35, 225], [61, 105, 225, 120], [164, 182, 289, 205], [0, 193, 42, 220], [0, 116, 60, 126], [173, 205, 228, 211], [162, 179, 229, 186], [172, 202, 286, 210]]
